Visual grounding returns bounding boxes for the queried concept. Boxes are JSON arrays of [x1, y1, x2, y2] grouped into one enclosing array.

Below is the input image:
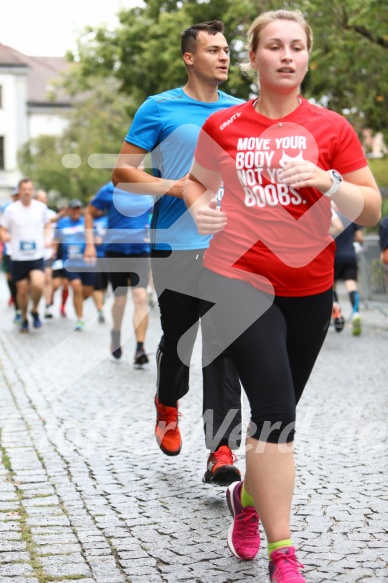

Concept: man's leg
[[344, 276, 362, 335], [43, 265, 54, 316], [70, 278, 83, 319], [131, 286, 149, 365], [29, 269, 45, 313], [156, 288, 200, 405], [16, 278, 29, 321], [200, 296, 242, 486], [151, 251, 202, 456], [112, 291, 128, 331]]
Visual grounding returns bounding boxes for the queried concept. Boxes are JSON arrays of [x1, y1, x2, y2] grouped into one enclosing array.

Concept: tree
[[18, 76, 129, 204], [19, 0, 387, 196], [69, 0, 388, 137], [295, 0, 388, 138]]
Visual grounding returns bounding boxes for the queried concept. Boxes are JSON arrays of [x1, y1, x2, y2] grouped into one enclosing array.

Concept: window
[[0, 137, 4, 170]]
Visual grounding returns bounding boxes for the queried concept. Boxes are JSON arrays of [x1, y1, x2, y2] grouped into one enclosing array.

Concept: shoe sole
[[334, 317, 345, 332], [110, 347, 122, 359], [134, 354, 149, 366], [158, 443, 181, 456], [203, 465, 241, 486], [352, 318, 362, 336]]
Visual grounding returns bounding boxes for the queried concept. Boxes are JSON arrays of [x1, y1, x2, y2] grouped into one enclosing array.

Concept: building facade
[[0, 44, 71, 201]]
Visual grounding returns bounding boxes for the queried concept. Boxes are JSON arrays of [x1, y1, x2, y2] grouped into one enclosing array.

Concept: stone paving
[[0, 274, 387, 582]]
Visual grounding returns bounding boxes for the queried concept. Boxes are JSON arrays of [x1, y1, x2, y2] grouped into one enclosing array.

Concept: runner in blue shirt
[[55, 200, 95, 331], [84, 181, 153, 366], [92, 213, 109, 323], [332, 205, 364, 335], [379, 215, 388, 265], [112, 20, 243, 485]]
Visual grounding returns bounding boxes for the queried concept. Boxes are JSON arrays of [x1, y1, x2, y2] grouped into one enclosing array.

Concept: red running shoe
[[203, 445, 241, 486], [154, 396, 181, 456], [269, 546, 306, 582]]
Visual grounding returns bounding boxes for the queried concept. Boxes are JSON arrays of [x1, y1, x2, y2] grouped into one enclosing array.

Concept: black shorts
[[66, 270, 95, 286], [11, 258, 44, 283], [53, 269, 66, 279], [44, 258, 54, 269], [334, 263, 358, 282], [105, 251, 151, 296], [94, 258, 109, 291]]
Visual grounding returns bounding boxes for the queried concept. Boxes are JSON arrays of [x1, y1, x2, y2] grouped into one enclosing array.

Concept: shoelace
[[272, 551, 304, 580], [237, 507, 259, 537], [213, 447, 237, 465], [158, 408, 182, 429]]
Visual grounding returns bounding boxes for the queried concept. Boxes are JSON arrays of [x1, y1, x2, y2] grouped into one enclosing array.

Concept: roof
[[0, 43, 71, 105]]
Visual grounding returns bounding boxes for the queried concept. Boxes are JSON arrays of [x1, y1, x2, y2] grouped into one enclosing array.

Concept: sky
[[0, 0, 143, 57]]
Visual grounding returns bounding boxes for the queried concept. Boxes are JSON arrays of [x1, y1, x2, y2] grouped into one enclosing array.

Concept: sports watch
[[323, 169, 343, 197]]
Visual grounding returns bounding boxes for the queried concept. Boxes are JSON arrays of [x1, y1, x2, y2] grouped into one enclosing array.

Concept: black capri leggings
[[201, 269, 333, 444]]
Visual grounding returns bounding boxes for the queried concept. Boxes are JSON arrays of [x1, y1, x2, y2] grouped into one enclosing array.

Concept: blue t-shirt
[[126, 87, 244, 251], [56, 216, 89, 269], [94, 214, 108, 258], [334, 212, 362, 266], [90, 182, 153, 255], [1, 201, 11, 255], [379, 216, 388, 252]]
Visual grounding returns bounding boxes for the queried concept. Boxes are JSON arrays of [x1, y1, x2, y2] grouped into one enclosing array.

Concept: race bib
[[68, 245, 83, 259], [20, 240, 36, 254]]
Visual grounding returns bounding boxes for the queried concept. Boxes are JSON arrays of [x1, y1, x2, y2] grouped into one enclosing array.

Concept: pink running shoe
[[269, 546, 306, 582], [226, 480, 260, 560]]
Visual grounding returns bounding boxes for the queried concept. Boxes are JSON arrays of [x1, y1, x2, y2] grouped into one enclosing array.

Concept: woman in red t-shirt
[[184, 8, 381, 583]]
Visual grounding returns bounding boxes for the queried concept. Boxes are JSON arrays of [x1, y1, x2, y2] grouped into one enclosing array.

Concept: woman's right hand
[[195, 199, 227, 235]]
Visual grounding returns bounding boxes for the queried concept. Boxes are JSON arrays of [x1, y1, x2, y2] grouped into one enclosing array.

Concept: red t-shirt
[[194, 97, 367, 296]]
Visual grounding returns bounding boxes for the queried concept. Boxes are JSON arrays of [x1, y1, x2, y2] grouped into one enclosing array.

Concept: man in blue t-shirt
[[332, 206, 364, 336], [379, 216, 388, 265], [91, 213, 109, 324], [55, 200, 95, 331], [84, 181, 153, 366], [112, 20, 243, 486]]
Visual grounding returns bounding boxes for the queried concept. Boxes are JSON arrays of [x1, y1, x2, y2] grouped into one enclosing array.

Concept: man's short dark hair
[[18, 177, 32, 188], [181, 20, 224, 55]]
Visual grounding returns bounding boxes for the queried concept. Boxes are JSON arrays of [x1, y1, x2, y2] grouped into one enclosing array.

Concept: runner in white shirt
[[0, 178, 50, 333]]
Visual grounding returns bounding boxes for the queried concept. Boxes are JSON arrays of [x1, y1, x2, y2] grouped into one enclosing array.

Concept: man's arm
[[354, 227, 364, 244], [44, 221, 54, 257], [84, 204, 100, 261], [112, 141, 186, 199], [0, 225, 10, 244], [381, 249, 388, 265]]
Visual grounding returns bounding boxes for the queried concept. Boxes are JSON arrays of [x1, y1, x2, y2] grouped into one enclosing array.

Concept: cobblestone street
[[0, 275, 387, 583]]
